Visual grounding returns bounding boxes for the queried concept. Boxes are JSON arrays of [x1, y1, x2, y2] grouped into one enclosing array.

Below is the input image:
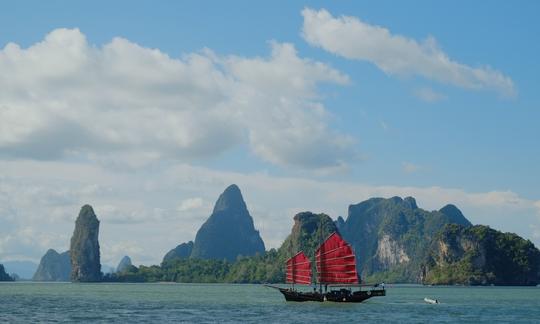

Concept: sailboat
[[271, 232, 386, 303]]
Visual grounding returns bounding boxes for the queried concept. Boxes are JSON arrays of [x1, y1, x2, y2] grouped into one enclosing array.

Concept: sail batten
[[286, 251, 312, 285], [315, 232, 359, 284]]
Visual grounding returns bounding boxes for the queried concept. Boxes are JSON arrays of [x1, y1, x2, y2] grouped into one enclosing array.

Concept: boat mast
[[289, 239, 294, 290], [319, 219, 323, 294], [292, 250, 295, 291]]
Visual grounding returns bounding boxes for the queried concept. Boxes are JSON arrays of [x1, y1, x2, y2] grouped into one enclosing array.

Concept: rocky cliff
[[339, 196, 472, 282], [335, 216, 346, 232], [279, 212, 338, 260], [70, 205, 101, 282], [421, 224, 540, 286], [190, 185, 265, 261], [0, 264, 13, 281], [116, 256, 133, 273], [162, 241, 194, 263], [32, 249, 71, 281]]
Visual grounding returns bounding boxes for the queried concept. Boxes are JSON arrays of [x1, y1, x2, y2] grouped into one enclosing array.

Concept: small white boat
[[424, 297, 439, 304]]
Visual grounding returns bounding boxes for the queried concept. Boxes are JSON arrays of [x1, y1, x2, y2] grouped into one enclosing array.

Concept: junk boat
[[268, 232, 385, 303]]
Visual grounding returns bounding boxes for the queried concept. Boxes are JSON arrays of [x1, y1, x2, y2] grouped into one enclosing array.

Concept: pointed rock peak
[[439, 204, 471, 226], [213, 184, 247, 213], [404, 197, 418, 209], [335, 216, 346, 233], [74, 205, 100, 232], [334, 216, 346, 232], [119, 255, 131, 264], [70, 204, 101, 282], [191, 184, 265, 261], [78, 204, 98, 220], [116, 256, 132, 273], [162, 241, 194, 263], [44, 248, 60, 257], [389, 196, 404, 204], [439, 204, 460, 214]]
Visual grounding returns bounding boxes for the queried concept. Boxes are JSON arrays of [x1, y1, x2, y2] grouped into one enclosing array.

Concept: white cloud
[[302, 8, 515, 96], [0, 226, 70, 262], [0, 28, 537, 266], [177, 198, 204, 212], [414, 87, 447, 103], [0, 28, 353, 171], [224, 42, 354, 170]]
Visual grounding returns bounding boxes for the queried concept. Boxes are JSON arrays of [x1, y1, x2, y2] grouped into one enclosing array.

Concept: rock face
[[422, 224, 540, 286], [339, 196, 472, 282], [32, 249, 71, 281], [162, 241, 194, 263], [0, 264, 13, 281], [70, 205, 101, 282], [191, 185, 265, 261], [279, 212, 338, 260], [335, 216, 346, 233], [269, 212, 338, 282], [116, 256, 133, 273]]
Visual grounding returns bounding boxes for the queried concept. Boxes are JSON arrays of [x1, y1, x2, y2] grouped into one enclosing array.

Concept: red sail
[[286, 251, 312, 285], [315, 232, 359, 284]]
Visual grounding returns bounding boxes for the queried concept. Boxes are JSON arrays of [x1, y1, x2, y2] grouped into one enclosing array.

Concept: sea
[[1, 283, 539, 323]]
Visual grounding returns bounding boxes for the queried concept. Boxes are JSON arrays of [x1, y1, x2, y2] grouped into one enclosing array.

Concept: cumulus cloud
[[0, 28, 353, 170], [302, 8, 515, 96]]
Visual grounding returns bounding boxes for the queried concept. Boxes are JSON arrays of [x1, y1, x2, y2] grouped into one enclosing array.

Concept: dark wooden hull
[[278, 288, 324, 302], [278, 287, 385, 303]]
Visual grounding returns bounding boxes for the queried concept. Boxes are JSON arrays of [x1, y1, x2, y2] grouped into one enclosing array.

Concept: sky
[[1, 1, 539, 267]]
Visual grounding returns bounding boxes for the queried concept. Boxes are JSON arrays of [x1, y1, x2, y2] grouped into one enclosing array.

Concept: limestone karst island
[[12, 184, 538, 287]]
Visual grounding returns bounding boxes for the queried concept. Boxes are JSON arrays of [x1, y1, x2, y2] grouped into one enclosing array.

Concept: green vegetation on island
[[105, 211, 337, 283], [105, 251, 282, 283], [421, 224, 540, 286], [340, 196, 472, 283]]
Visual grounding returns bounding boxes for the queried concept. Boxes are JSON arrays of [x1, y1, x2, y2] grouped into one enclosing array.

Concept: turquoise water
[[1, 283, 539, 323]]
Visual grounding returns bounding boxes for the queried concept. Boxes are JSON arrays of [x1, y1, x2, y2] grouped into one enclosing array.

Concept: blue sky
[[0, 1, 539, 265]]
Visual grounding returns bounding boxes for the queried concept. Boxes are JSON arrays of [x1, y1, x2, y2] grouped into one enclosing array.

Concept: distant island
[[30, 184, 540, 286], [33, 249, 70, 281], [0, 264, 14, 281]]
